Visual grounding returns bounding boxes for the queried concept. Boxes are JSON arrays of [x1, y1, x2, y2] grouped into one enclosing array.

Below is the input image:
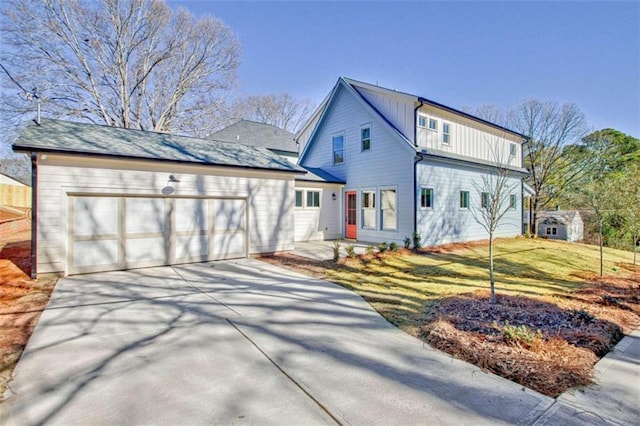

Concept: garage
[[69, 196, 246, 274], [12, 119, 304, 277]]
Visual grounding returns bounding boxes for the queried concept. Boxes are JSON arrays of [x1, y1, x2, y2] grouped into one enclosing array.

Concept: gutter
[[30, 151, 37, 279]]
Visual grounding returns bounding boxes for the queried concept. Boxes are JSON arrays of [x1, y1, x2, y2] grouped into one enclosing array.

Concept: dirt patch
[[0, 231, 57, 403]]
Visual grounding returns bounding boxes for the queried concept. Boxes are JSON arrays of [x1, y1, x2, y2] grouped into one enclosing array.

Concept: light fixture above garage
[[168, 174, 180, 183]]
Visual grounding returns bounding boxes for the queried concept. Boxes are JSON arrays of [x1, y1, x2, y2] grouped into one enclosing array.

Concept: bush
[[365, 245, 375, 256], [332, 240, 341, 262], [495, 320, 543, 351], [389, 242, 398, 252], [412, 231, 422, 250], [403, 237, 411, 249], [378, 242, 388, 253], [345, 244, 356, 258]]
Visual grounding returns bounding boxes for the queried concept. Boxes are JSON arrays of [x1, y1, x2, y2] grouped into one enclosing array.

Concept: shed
[[13, 119, 304, 276], [537, 210, 584, 242]]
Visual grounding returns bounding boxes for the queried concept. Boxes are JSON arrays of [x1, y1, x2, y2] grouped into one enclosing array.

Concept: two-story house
[[294, 77, 528, 246]]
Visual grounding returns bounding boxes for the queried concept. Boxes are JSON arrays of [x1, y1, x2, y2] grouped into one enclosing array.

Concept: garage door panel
[[126, 198, 165, 234], [175, 234, 209, 261], [211, 232, 244, 259], [125, 237, 166, 265], [214, 199, 245, 231], [72, 240, 119, 268], [175, 199, 207, 232], [73, 197, 118, 236]]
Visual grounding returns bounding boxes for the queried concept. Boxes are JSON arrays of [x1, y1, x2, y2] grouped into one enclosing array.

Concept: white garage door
[[69, 196, 246, 275]]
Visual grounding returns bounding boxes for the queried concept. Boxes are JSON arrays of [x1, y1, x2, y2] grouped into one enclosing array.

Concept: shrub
[[403, 237, 411, 249], [378, 242, 388, 253], [332, 240, 341, 262], [412, 231, 422, 250], [389, 242, 398, 252], [495, 320, 543, 351], [365, 245, 375, 256], [345, 244, 356, 258]]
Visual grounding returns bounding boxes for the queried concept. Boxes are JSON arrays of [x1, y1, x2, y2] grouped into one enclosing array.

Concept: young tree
[[0, 0, 240, 134], [509, 99, 588, 234], [230, 94, 315, 133], [470, 142, 521, 303]]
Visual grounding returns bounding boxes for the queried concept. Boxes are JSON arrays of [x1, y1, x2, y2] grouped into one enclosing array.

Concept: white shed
[[13, 119, 304, 276]]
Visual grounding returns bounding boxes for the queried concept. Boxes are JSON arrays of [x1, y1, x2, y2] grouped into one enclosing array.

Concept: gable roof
[[13, 119, 304, 174], [538, 210, 582, 225], [0, 171, 30, 187], [210, 120, 298, 155]]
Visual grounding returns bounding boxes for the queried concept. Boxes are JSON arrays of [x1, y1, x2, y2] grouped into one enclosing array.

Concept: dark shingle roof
[[12, 119, 304, 174], [538, 210, 581, 225], [296, 167, 345, 184], [210, 120, 298, 155]]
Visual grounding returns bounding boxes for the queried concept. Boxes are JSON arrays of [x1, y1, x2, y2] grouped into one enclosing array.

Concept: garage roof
[[13, 119, 305, 174], [210, 120, 298, 156]]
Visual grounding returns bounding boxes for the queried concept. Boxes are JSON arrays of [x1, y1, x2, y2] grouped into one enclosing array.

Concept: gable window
[[509, 143, 517, 157], [481, 192, 490, 209], [361, 126, 371, 151], [428, 118, 438, 131], [420, 187, 433, 209], [306, 190, 320, 208], [442, 123, 450, 144], [381, 189, 397, 231], [510, 194, 517, 209], [332, 134, 344, 164], [460, 191, 470, 209], [418, 115, 427, 128], [361, 190, 376, 228], [295, 190, 303, 208]]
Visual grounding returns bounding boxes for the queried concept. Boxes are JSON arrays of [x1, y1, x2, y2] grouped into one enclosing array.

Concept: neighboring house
[[537, 210, 584, 242], [295, 77, 529, 246], [210, 120, 299, 161], [13, 119, 305, 277], [0, 171, 31, 208]]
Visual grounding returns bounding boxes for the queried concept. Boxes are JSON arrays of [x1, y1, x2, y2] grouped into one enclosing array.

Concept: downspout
[[413, 152, 424, 236], [30, 151, 38, 279], [413, 98, 425, 147]]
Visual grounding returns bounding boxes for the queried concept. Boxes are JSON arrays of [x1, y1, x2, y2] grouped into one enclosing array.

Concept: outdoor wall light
[[168, 174, 180, 183], [332, 193, 337, 201]]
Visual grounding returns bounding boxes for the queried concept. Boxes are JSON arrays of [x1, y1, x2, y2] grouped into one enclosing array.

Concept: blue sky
[[171, 2, 637, 136]]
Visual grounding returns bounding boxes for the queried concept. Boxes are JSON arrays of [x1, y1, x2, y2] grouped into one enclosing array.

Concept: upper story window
[[361, 126, 371, 151], [428, 118, 438, 131], [418, 115, 427, 128], [332, 134, 344, 164], [460, 191, 470, 209], [420, 187, 433, 209], [481, 192, 490, 209], [442, 123, 450, 144], [510, 194, 517, 209], [509, 143, 517, 157]]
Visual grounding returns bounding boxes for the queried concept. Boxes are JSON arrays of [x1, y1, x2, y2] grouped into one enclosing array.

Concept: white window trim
[[459, 190, 470, 210], [332, 132, 345, 165], [380, 186, 399, 232], [509, 194, 517, 210], [442, 122, 451, 145], [360, 124, 371, 152], [361, 188, 376, 229], [417, 114, 428, 128], [509, 143, 517, 158], [420, 187, 434, 210], [428, 118, 438, 132], [306, 189, 321, 208], [295, 189, 304, 209]]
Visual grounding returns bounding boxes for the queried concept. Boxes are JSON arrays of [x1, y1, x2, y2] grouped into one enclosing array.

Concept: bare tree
[[509, 99, 587, 234], [230, 94, 315, 133], [470, 141, 521, 303], [0, 0, 240, 134]]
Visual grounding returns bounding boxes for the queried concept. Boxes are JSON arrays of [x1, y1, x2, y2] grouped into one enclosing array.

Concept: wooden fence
[[0, 184, 32, 208]]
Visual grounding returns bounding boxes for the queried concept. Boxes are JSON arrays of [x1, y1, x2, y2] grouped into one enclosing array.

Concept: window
[[332, 134, 344, 164], [546, 227, 557, 236], [295, 190, 303, 208], [509, 143, 517, 157], [442, 123, 450, 144], [381, 189, 397, 231], [306, 190, 320, 208], [418, 115, 427, 127], [361, 126, 371, 151], [481, 192, 490, 209], [428, 118, 438, 131], [420, 187, 433, 209], [460, 191, 470, 209], [510, 194, 517, 209], [361, 190, 376, 228]]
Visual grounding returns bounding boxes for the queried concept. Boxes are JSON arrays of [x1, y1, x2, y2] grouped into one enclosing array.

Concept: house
[[210, 120, 299, 161], [294, 77, 529, 246], [0, 171, 31, 208], [537, 210, 584, 242], [12, 118, 306, 277]]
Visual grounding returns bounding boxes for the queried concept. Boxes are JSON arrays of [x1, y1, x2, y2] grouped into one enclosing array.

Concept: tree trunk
[[489, 233, 496, 304], [599, 220, 604, 277], [634, 233, 637, 266]]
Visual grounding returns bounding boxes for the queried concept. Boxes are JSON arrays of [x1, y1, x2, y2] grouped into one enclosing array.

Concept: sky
[[170, 0, 640, 138]]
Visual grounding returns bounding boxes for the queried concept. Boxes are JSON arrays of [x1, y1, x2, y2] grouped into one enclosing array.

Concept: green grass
[[324, 238, 636, 331]]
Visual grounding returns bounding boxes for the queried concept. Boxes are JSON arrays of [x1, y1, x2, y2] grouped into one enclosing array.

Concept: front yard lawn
[[262, 238, 640, 397]]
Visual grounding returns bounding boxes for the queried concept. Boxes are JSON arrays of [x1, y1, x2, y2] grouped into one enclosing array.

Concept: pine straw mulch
[[261, 251, 640, 397]]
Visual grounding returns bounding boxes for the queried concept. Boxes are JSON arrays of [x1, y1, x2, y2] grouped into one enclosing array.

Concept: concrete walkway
[[1, 258, 637, 425]]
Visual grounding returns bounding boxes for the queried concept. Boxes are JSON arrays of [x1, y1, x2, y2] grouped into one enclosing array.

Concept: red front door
[[345, 191, 357, 239]]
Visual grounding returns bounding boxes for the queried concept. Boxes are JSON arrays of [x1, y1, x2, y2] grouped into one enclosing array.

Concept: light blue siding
[[416, 160, 522, 245], [301, 85, 416, 244]]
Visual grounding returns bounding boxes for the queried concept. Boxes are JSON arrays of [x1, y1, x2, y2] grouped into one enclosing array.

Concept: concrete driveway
[[2, 259, 553, 425]]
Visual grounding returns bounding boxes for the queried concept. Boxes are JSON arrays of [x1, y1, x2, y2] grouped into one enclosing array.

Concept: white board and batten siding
[[36, 153, 295, 275], [294, 182, 342, 242], [301, 85, 416, 244], [416, 160, 522, 245]]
